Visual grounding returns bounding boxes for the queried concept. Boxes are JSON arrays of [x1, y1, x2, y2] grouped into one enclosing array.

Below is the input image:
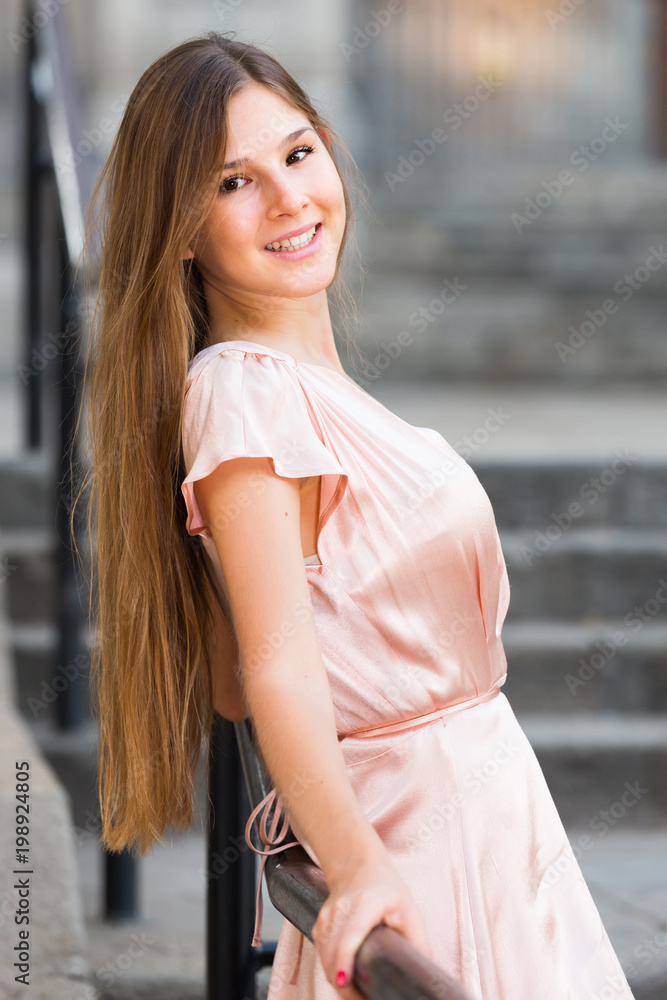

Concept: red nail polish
[[336, 969, 348, 987]]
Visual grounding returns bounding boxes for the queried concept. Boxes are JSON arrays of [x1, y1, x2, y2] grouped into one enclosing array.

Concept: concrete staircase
[[352, 163, 667, 384], [354, 181, 667, 996], [476, 458, 667, 829]]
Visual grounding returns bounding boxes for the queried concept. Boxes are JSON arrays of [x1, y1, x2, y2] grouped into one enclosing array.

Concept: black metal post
[[207, 712, 259, 1000], [24, 17, 43, 449], [104, 849, 139, 920], [55, 237, 87, 730]]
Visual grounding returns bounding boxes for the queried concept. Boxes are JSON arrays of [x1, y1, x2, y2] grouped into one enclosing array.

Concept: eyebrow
[[220, 126, 315, 172]]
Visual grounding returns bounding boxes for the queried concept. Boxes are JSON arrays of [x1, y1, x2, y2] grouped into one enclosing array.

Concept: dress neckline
[[190, 338, 360, 388]]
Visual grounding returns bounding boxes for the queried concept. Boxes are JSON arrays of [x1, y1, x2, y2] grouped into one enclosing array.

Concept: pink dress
[[181, 340, 635, 1000]]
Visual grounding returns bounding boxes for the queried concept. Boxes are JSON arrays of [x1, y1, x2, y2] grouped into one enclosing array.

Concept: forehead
[[222, 83, 310, 164]]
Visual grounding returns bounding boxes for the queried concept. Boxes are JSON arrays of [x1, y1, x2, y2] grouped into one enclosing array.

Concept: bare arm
[[195, 456, 387, 886], [207, 594, 249, 722]]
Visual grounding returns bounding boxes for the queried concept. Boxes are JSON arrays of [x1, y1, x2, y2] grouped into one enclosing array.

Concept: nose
[[266, 170, 309, 217]]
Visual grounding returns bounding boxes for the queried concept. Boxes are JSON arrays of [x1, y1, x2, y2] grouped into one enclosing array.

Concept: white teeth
[[266, 225, 318, 251]]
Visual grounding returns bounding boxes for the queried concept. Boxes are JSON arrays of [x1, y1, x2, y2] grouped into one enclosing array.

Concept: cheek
[[321, 171, 346, 224], [206, 212, 256, 263]]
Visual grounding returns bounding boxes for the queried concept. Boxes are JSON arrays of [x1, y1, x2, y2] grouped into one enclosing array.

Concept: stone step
[[516, 711, 667, 833], [11, 621, 92, 725], [0, 527, 90, 657], [0, 527, 58, 622], [371, 380, 667, 463], [356, 198, 667, 378], [355, 273, 667, 381], [368, 161, 667, 233], [501, 619, 667, 713], [514, 711, 667, 828], [366, 216, 667, 285], [474, 459, 667, 530], [0, 451, 55, 528], [501, 527, 667, 619]]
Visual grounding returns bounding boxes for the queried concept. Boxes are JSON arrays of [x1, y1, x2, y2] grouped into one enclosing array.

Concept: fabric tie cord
[[245, 786, 301, 948]]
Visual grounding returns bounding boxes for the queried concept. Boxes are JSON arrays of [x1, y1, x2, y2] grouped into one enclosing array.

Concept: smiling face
[[183, 82, 347, 307]]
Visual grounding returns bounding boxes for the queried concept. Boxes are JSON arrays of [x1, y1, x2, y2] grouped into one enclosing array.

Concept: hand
[[312, 849, 435, 1000]]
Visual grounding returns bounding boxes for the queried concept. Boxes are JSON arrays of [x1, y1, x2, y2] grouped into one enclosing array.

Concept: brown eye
[[218, 145, 315, 195], [219, 174, 249, 194]]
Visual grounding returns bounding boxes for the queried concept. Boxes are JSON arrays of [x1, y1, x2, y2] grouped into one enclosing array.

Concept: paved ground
[[73, 821, 667, 998]]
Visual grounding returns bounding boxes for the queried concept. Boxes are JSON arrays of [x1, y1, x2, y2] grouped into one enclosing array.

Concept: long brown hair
[[76, 30, 372, 854]]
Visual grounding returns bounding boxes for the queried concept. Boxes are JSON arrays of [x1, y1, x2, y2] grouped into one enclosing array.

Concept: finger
[[316, 893, 369, 974], [381, 905, 435, 960], [333, 961, 369, 1000]]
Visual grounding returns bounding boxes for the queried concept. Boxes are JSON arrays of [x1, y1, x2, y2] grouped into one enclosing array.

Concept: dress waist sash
[[244, 686, 502, 949]]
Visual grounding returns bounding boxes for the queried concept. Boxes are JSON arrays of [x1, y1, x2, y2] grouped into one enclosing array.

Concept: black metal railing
[[22, 0, 93, 726], [21, 0, 137, 919], [208, 715, 475, 1000]]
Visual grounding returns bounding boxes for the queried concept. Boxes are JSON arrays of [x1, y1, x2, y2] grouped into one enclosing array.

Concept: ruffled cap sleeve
[[181, 347, 346, 540]]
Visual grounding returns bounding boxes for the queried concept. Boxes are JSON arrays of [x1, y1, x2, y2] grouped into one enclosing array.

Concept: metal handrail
[[22, 0, 137, 919], [206, 715, 475, 1000], [23, 0, 96, 451]]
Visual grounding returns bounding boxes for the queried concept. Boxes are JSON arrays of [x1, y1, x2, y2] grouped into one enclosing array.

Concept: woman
[[81, 30, 635, 1000]]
